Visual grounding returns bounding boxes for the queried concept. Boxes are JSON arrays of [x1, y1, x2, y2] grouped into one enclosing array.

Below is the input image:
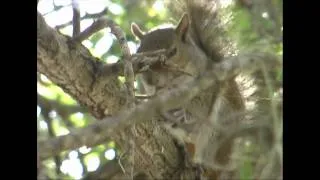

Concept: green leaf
[[118, 76, 125, 83], [236, 10, 251, 31], [239, 160, 254, 180], [84, 152, 100, 166], [58, 93, 77, 105], [90, 32, 104, 47], [95, 144, 107, 152], [52, 119, 70, 136], [107, 141, 116, 148], [69, 112, 86, 128], [37, 84, 58, 100], [84, 152, 101, 172], [277, 69, 282, 82]]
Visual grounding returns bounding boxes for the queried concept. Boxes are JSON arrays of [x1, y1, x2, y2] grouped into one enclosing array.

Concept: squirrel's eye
[[168, 47, 177, 58]]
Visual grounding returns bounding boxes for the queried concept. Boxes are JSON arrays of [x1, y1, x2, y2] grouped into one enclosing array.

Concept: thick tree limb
[[38, 49, 278, 160], [38, 11, 127, 119]]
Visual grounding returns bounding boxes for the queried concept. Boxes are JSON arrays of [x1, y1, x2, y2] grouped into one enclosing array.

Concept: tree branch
[[72, 17, 110, 42], [106, 19, 135, 107], [72, 15, 135, 104], [41, 108, 62, 176], [42, 2, 71, 16], [72, 0, 80, 37], [38, 50, 278, 160]]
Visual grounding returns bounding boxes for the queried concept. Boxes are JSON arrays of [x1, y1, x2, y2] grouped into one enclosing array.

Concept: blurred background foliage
[[37, 0, 282, 179]]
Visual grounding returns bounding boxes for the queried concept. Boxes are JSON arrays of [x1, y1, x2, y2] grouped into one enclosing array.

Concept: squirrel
[[131, 0, 245, 179]]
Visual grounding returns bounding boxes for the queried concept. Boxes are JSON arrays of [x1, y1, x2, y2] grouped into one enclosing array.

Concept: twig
[[38, 51, 278, 160], [105, 19, 135, 107], [135, 95, 154, 99], [72, 0, 80, 37], [37, 145, 47, 179], [135, 49, 167, 57], [41, 108, 62, 176], [118, 152, 127, 174], [237, 0, 253, 9], [100, 49, 169, 77], [43, 2, 71, 16], [82, 8, 108, 19], [55, 8, 108, 29], [100, 49, 174, 89], [69, 8, 134, 105], [130, 139, 135, 180], [60, 115, 88, 175], [72, 17, 109, 42], [38, 93, 88, 175]]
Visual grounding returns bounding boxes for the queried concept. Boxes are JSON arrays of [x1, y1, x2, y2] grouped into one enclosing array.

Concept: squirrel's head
[[131, 14, 205, 73], [131, 14, 189, 51]]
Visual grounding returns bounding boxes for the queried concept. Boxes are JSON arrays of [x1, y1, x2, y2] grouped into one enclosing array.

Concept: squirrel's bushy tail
[[165, 0, 235, 62]]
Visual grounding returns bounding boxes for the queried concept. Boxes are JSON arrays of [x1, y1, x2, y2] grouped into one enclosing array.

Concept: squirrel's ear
[[131, 23, 145, 40], [175, 13, 190, 42]]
